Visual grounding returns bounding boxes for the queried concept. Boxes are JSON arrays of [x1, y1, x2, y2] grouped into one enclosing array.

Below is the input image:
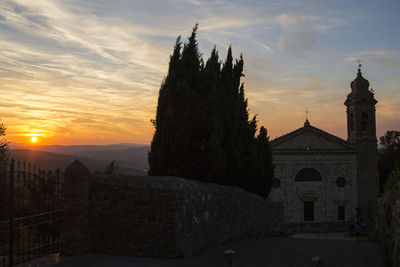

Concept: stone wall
[[87, 174, 284, 258], [376, 180, 400, 267]]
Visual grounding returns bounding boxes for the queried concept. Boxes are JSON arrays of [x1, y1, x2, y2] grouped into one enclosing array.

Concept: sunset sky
[[0, 0, 399, 145]]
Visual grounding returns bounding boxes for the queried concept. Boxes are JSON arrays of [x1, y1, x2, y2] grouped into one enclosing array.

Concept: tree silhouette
[[148, 25, 274, 197], [0, 121, 8, 220], [378, 130, 400, 191], [0, 121, 8, 163]]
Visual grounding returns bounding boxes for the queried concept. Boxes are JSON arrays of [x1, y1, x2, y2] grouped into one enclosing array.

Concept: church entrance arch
[[295, 168, 322, 182]]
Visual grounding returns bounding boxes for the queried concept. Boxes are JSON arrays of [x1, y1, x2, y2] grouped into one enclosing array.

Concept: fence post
[[60, 159, 90, 256], [8, 158, 14, 267]]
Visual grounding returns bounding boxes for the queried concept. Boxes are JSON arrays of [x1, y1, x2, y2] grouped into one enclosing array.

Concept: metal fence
[[0, 159, 63, 267]]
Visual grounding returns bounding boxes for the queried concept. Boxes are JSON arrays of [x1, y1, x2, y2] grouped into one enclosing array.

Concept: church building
[[269, 66, 379, 226]]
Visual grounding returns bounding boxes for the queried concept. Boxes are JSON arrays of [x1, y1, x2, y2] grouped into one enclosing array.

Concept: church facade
[[269, 67, 379, 225]]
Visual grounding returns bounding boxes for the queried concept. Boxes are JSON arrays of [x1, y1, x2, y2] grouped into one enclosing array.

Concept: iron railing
[[0, 159, 63, 267]]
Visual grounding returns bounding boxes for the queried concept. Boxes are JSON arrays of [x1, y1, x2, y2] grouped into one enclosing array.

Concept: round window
[[336, 177, 346, 188], [272, 179, 281, 189]]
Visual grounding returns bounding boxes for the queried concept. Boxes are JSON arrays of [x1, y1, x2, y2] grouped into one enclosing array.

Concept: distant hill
[[9, 149, 147, 176], [9, 143, 150, 172]]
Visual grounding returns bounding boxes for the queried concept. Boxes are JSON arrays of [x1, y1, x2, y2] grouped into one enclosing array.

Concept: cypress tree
[[255, 126, 275, 197], [148, 36, 182, 176], [149, 25, 206, 180], [148, 26, 274, 197], [177, 24, 215, 181], [220, 47, 241, 185], [200, 47, 225, 182]]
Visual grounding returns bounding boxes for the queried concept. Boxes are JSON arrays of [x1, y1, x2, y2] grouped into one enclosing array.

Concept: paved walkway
[[20, 235, 384, 267]]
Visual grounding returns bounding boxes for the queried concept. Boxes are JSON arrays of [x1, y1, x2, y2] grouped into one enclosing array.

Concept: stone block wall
[[85, 174, 283, 258], [89, 175, 182, 257], [376, 180, 400, 267], [174, 176, 284, 256]]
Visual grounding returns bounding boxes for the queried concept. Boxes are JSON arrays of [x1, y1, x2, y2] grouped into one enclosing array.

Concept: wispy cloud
[[275, 13, 317, 27], [343, 49, 400, 71], [0, 0, 173, 144], [277, 31, 316, 53]]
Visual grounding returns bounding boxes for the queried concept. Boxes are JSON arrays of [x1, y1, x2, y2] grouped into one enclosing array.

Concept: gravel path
[[20, 235, 384, 267]]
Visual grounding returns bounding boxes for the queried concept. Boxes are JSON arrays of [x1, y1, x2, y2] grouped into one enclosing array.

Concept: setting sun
[[31, 136, 38, 143]]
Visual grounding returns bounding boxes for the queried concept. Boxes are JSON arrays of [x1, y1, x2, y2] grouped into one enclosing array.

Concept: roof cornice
[[271, 123, 355, 150]]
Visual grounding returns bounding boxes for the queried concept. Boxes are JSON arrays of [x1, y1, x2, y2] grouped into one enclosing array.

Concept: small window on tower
[[362, 112, 368, 130], [350, 113, 354, 131]]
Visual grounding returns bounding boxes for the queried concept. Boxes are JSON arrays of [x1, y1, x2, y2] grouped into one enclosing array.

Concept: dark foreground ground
[[19, 234, 384, 267]]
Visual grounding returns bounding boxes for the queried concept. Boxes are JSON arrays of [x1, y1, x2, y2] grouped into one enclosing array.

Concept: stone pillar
[[60, 159, 90, 255], [224, 250, 236, 266]]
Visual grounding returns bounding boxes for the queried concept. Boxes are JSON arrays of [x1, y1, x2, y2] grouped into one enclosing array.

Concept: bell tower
[[344, 63, 378, 224]]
